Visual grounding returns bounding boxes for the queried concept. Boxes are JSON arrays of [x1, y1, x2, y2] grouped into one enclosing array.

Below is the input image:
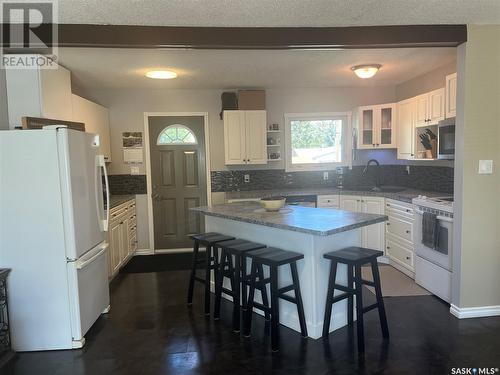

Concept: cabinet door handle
[[372, 144, 375, 147], [406, 209, 410, 212], [406, 230, 411, 234], [119, 221, 124, 225], [386, 246, 390, 249], [406, 256, 411, 260], [386, 222, 390, 225]]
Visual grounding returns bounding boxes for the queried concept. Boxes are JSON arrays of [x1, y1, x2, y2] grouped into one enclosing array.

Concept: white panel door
[[397, 99, 415, 159], [428, 88, 445, 124], [58, 129, 105, 259], [245, 110, 267, 164], [445, 73, 457, 118], [360, 197, 385, 252], [340, 195, 360, 212], [223, 110, 246, 164]]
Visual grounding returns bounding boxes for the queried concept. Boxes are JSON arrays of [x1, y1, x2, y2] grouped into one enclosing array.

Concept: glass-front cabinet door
[[357, 103, 396, 149], [359, 108, 374, 148], [379, 104, 396, 148]]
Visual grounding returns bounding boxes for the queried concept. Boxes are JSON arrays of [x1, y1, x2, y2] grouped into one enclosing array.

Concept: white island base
[[205, 215, 363, 339]]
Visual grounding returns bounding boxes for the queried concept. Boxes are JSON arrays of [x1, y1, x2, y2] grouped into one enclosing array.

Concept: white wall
[[453, 25, 500, 310]]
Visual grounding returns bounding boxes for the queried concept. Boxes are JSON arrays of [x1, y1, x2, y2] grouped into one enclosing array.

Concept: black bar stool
[[322, 246, 389, 353], [243, 247, 308, 352], [187, 232, 235, 315], [213, 239, 267, 331]]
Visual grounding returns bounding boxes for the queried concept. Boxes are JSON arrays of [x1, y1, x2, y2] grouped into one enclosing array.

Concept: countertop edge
[[192, 207, 388, 236]]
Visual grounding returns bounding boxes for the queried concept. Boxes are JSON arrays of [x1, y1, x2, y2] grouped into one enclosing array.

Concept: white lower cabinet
[[107, 198, 137, 280], [340, 195, 385, 253], [317, 194, 340, 209], [385, 199, 415, 277]]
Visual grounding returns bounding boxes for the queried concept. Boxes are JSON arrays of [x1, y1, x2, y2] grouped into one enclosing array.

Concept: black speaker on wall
[[220, 92, 238, 120]]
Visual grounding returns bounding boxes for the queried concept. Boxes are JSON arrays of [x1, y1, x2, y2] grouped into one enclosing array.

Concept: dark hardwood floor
[[4, 258, 500, 375]]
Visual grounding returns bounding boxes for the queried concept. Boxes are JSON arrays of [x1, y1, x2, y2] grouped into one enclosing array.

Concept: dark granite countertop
[[225, 187, 447, 204], [110, 195, 135, 209], [191, 202, 387, 236]]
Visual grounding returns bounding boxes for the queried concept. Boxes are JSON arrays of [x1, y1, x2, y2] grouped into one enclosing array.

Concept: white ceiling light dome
[[351, 64, 382, 79]]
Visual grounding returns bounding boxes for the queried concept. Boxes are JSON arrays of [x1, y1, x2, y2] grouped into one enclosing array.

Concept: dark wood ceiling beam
[[16, 24, 467, 49]]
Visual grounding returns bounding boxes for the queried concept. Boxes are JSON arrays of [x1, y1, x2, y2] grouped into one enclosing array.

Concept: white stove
[[412, 195, 454, 303], [413, 195, 454, 216]]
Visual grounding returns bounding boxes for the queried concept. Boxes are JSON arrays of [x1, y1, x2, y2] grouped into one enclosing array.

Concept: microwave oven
[[438, 118, 455, 160]]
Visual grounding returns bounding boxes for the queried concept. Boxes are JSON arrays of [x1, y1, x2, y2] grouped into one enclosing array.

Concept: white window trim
[[284, 112, 352, 172]]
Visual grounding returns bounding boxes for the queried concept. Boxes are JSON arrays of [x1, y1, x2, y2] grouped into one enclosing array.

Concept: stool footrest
[[331, 292, 350, 304], [361, 279, 375, 287], [252, 301, 271, 313], [278, 285, 295, 294], [221, 287, 234, 297], [333, 284, 355, 294], [253, 278, 271, 287], [362, 303, 379, 314], [194, 276, 205, 283], [279, 293, 297, 304]]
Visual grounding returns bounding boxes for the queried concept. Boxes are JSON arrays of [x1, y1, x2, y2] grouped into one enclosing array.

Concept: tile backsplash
[[109, 174, 147, 195], [211, 165, 454, 193]]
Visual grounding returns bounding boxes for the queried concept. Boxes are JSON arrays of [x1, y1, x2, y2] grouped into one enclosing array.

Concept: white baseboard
[[134, 248, 154, 256], [154, 248, 194, 254], [450, 304, 500, 319]]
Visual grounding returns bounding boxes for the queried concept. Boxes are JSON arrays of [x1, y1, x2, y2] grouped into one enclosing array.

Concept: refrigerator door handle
[[96, 155, 110, 232], [76, 243, 109, 270]]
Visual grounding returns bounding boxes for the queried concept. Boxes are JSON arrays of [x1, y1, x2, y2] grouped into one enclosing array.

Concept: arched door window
[[156, 124, 197, 145]]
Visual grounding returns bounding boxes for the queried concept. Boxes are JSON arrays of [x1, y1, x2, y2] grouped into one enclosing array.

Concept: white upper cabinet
[[357, 103, 396, 149], [397, 98, 416, 159], [244, 110, 268, 164], [71, 94, 112, 162], [6, 63, 73, 129], [224, 110, 267, 165], [445, 73, 457, 118], [415, 88, 445, 127]]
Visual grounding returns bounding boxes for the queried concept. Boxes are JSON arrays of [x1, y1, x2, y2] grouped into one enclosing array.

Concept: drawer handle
[[386, 246, 390, 249], [406, 230, 411, 234], [406, 256, 410, 260], [386, 222, 390, 225], [406, 209, 411, 212], [119, 221, 124, 225]]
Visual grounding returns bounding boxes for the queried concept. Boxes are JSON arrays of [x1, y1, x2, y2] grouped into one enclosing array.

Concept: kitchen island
[[191, 202, 387, 339]]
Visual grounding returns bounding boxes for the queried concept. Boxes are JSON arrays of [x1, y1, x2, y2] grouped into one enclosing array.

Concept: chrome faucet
[[362, 159, 381, 190]]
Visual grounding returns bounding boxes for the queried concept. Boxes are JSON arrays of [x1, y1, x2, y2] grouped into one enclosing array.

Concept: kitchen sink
[[346, 186, 406, 193]]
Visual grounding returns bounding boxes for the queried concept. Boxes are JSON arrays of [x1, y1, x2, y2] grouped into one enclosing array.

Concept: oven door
[[414, 208, 453, 271]]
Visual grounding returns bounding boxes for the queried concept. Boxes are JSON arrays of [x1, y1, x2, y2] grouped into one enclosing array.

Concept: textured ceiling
[[58, 47, 456, 90], [58, 0, 500, 26]]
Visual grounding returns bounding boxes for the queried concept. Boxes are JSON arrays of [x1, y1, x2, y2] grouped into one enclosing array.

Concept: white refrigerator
[[0, 126, 111, 351]]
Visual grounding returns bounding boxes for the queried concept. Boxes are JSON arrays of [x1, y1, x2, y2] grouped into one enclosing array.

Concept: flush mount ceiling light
[[145, 70, 178, 79], [351, 64, 382, 79]]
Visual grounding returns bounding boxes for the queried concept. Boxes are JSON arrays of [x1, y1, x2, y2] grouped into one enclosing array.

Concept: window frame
[[284, 112, 352, 172], [156, 124, 198, 145]]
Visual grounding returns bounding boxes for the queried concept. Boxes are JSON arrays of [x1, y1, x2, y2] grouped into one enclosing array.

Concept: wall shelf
[[267, 144, 281, 147], [267, 130, 282, 133]]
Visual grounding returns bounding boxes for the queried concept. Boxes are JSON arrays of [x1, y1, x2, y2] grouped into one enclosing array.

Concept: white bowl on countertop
[[259, 197, 286, 212]]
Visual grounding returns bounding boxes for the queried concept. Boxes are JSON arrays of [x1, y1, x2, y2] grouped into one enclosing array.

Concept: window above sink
[[284, 112, 352, 172]]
